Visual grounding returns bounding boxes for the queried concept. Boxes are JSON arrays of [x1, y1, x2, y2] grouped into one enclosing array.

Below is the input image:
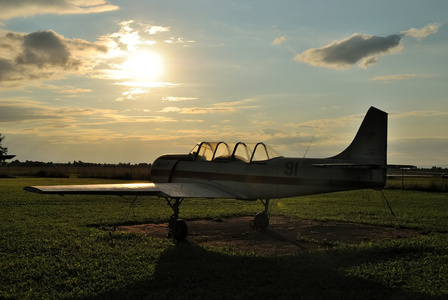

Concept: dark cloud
[[0, 29, 108, 87], [295, 33, 402, 69], [0, 58, 15, 81], [16, 30, 80, 69], [0, 99, 117, 124], [67, 39, 108, 53], [295, 23, 439, 70], [322, 34, 400, 64], [0, 100, 62, 123]]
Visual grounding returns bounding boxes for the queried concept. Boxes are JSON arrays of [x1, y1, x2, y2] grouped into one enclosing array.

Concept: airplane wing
[[24, 182, 245, 199]]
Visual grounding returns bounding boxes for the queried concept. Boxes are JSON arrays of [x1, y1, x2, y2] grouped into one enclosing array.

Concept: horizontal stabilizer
[[312, 163, 382, 169], [387, 164, 416, 169], [387, 174, 433, 178]]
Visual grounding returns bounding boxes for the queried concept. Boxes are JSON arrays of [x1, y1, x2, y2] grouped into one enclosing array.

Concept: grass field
[[1, 177, 447, 299]]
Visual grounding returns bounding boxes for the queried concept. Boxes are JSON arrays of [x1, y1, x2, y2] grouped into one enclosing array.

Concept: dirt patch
[[118, 216, 419, 256]]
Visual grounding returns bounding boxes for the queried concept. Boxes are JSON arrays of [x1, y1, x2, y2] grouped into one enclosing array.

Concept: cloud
[[0, 99, 62, 123], [164, 37, 195, 45], [162, 97, 198, 102], [58, 88, 92, 94], [214, 98, 256, 107], [0, 0, 119, 20], [159, 106, 236, 114], [0, 58, 16, 81], [262, 128, 285, 136], [108, 20, 150, 52], [0, 98, 177, 131], [104, 20, 182, 54], [114, 82, 178, 88], [97, 20, 186, 92], [0, 98, 121, 127], [273, 36, 286, 45], [295, 23, 440, 70], [144, 25, 170, 35], [159, 107, 183, 113], [295, 33, 402, 69], [1, 20, 187, 91], [159, 99, 258, 114], [106, 114, 177, 123], [0, 29, 108, 88], [16, 30, 79, 69], [371, 74, 416, 82], [401, 23, 440, 40], [285, 112, 365, 136], [390, 110, 448, 119]]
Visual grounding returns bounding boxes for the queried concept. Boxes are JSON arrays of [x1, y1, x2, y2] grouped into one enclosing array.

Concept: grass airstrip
[[1, 177, 447, 299]]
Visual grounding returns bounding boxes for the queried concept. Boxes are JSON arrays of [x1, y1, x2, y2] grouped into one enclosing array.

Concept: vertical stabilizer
[[331, 107, 387, 166]]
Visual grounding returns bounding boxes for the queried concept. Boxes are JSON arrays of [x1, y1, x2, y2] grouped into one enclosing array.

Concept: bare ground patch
[[118, 216, 419, 256]]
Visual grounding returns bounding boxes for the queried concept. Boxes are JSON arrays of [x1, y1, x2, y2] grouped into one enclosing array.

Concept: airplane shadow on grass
[[85, 241, 444, 300]]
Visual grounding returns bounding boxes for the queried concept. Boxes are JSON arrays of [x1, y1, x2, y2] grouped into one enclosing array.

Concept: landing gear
[[252, 199, 270, 231], [169, 217, 188, 241], [166, 198, 188, 241], [254, 212, 269, 231]]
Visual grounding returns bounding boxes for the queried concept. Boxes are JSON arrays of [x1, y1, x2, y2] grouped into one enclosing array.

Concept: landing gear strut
[[165, 198, 188, 241], [253, 199, 270, 231]]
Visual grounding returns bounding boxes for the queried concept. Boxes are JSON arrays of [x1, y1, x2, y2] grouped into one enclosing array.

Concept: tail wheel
[[253, 212, 269, 231]]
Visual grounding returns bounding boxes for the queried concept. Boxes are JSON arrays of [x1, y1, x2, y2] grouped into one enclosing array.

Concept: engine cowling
[[150, 154, 192, 183]]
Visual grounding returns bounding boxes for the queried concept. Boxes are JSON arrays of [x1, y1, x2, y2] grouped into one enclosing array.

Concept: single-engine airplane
[[25, 106, 387, 241]]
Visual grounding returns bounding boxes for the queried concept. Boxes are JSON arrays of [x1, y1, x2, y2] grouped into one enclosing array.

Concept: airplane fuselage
[[151, 154, 386, 200]]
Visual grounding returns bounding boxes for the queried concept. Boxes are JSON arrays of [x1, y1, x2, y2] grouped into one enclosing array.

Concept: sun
[[122, 50, 164, 81]]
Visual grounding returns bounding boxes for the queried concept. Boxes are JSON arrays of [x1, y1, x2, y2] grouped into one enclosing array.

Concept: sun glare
[[122, 51, 164, 81]]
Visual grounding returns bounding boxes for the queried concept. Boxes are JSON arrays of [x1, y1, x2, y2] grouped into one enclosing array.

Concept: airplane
[[25, 106, 387, 241]]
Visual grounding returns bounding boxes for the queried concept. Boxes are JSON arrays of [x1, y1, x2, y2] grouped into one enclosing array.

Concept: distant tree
[[0, 133, 8, 155]]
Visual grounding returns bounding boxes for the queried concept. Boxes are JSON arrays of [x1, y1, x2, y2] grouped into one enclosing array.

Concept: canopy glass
[[189, 142, 283, 163]]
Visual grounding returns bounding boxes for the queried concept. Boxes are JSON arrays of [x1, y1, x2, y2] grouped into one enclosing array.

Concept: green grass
[[1, 177, 447, 299], [387, 176, 448, 192]]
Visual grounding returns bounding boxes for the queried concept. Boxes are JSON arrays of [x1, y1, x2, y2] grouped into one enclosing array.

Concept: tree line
[[0, 133, 8, 156], [6, 160, 151, 168]]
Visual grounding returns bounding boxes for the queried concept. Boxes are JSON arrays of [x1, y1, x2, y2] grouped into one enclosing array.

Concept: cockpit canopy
[[189, 142, 283, 163]]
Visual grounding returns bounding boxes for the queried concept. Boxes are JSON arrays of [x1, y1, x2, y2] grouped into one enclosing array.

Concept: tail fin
[[331, 107, 387, 166]]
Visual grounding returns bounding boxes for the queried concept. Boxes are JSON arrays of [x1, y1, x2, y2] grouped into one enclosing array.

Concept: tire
[[253, 212, 269, 231], [173, 219, 188, 241]]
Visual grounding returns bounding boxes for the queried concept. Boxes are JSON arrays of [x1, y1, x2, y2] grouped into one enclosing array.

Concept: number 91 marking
[[285, 161, 299, 176]]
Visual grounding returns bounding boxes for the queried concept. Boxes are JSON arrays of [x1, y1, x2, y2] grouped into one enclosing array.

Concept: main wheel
[[172, 219, 188, 241], [253, 212, 269, 231]]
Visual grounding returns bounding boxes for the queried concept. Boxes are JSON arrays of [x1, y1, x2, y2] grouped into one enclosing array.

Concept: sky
[[1, 0, 447, 167]]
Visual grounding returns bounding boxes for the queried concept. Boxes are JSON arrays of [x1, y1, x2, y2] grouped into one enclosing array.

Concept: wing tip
[[24, 186, 43, 194]]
